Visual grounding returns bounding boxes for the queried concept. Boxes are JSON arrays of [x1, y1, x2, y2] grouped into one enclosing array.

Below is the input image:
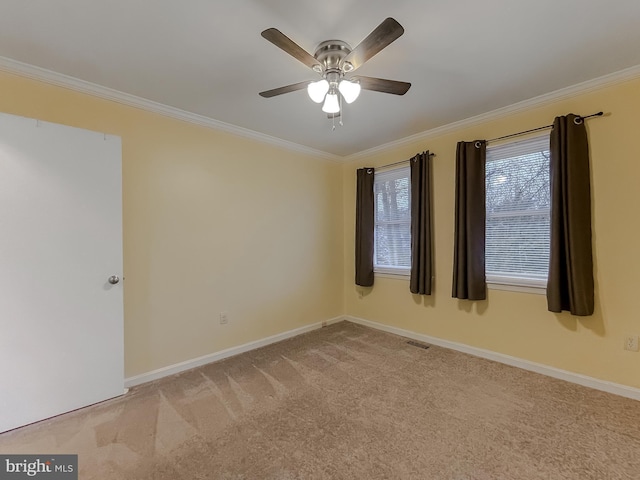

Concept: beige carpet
[[2, 321, 640, 479]]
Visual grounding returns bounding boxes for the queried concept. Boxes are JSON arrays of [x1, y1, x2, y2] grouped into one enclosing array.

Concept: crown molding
[[344, 64, 640, 162], [3, 55, 639, 164], [0, 56, 341, 162]]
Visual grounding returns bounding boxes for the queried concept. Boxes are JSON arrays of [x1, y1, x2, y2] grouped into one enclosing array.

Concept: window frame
[[373, 165, 412, 277], [485, 134, 551, 294]]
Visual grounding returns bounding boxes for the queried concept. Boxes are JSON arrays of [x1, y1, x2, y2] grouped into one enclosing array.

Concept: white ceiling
[[1, 0, 640, 157]]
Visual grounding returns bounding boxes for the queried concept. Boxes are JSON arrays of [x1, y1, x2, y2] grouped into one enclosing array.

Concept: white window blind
[[485, 135, 550, 287], [374, 166, 411, 274]]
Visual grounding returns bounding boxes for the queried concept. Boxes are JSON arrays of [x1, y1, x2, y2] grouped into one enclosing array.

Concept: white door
[[0, 113, 124, 433]]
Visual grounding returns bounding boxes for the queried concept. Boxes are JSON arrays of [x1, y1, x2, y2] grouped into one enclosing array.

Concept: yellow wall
[[3, 66, 639, 390], [0, 71, 344, 377], [343, 77, 640, 388]]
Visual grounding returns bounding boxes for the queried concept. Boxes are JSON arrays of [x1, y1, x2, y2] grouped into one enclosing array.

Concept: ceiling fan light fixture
[[322, 92, 340, 114], [307, 79, 329, 103], [338, 79, 361, 104], [259, 18, 410, 124]]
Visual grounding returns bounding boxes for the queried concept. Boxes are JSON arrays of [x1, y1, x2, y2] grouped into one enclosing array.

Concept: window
[[374, 166, 411, 275], [485, 135, 551, 289]]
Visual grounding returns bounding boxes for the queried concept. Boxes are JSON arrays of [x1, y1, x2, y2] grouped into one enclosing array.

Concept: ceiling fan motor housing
[[313, 40, 354, 85]]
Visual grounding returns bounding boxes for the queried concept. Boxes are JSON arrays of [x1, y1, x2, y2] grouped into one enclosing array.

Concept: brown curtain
[[355, 167, 375, 287], [547, 114, 594, 315], [410, 152, 432, 295], [452, 141, 486, 300]]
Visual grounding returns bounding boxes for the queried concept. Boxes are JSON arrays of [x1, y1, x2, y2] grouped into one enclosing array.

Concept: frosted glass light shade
[[307, 80, 329, 103], [338, 80, 361, 104], [322, 93, 340, 113]]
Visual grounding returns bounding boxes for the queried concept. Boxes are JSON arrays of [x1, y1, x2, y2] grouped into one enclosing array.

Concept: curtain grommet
[[366, 168, 373, 174], [475, 141, 482, 148], [574, 116, 584, 125]]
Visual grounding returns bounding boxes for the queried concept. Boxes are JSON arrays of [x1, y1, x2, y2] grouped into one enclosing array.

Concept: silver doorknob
[[108, 275, 120, 285]]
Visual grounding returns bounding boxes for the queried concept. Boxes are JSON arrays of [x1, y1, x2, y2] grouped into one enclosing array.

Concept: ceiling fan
[[259, 18, 411, 119]]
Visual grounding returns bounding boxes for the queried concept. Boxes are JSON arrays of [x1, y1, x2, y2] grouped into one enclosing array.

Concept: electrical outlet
[[220, 312, 229, 325], [624, 335, 639, 352]]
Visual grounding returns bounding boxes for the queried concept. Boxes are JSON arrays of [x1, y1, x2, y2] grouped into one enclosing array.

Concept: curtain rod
[[376, 151, 436, 171], [481, 111, 604, 145]]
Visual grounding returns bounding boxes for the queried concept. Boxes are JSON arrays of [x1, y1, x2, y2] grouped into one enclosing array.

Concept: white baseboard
[[124, 316, 345, 388], [345, 315, 640, 402], [125, 314, 640, 401]]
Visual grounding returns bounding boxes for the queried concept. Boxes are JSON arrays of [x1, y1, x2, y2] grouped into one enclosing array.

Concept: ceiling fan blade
[[341, 18, 404, 72], [261, 28, 321, 70], [259, 81, 310, 98], [353, 76, 411, 95]]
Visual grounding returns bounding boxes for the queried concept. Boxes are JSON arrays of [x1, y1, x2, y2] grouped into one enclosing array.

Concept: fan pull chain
[[339, 94, 344, 127]]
